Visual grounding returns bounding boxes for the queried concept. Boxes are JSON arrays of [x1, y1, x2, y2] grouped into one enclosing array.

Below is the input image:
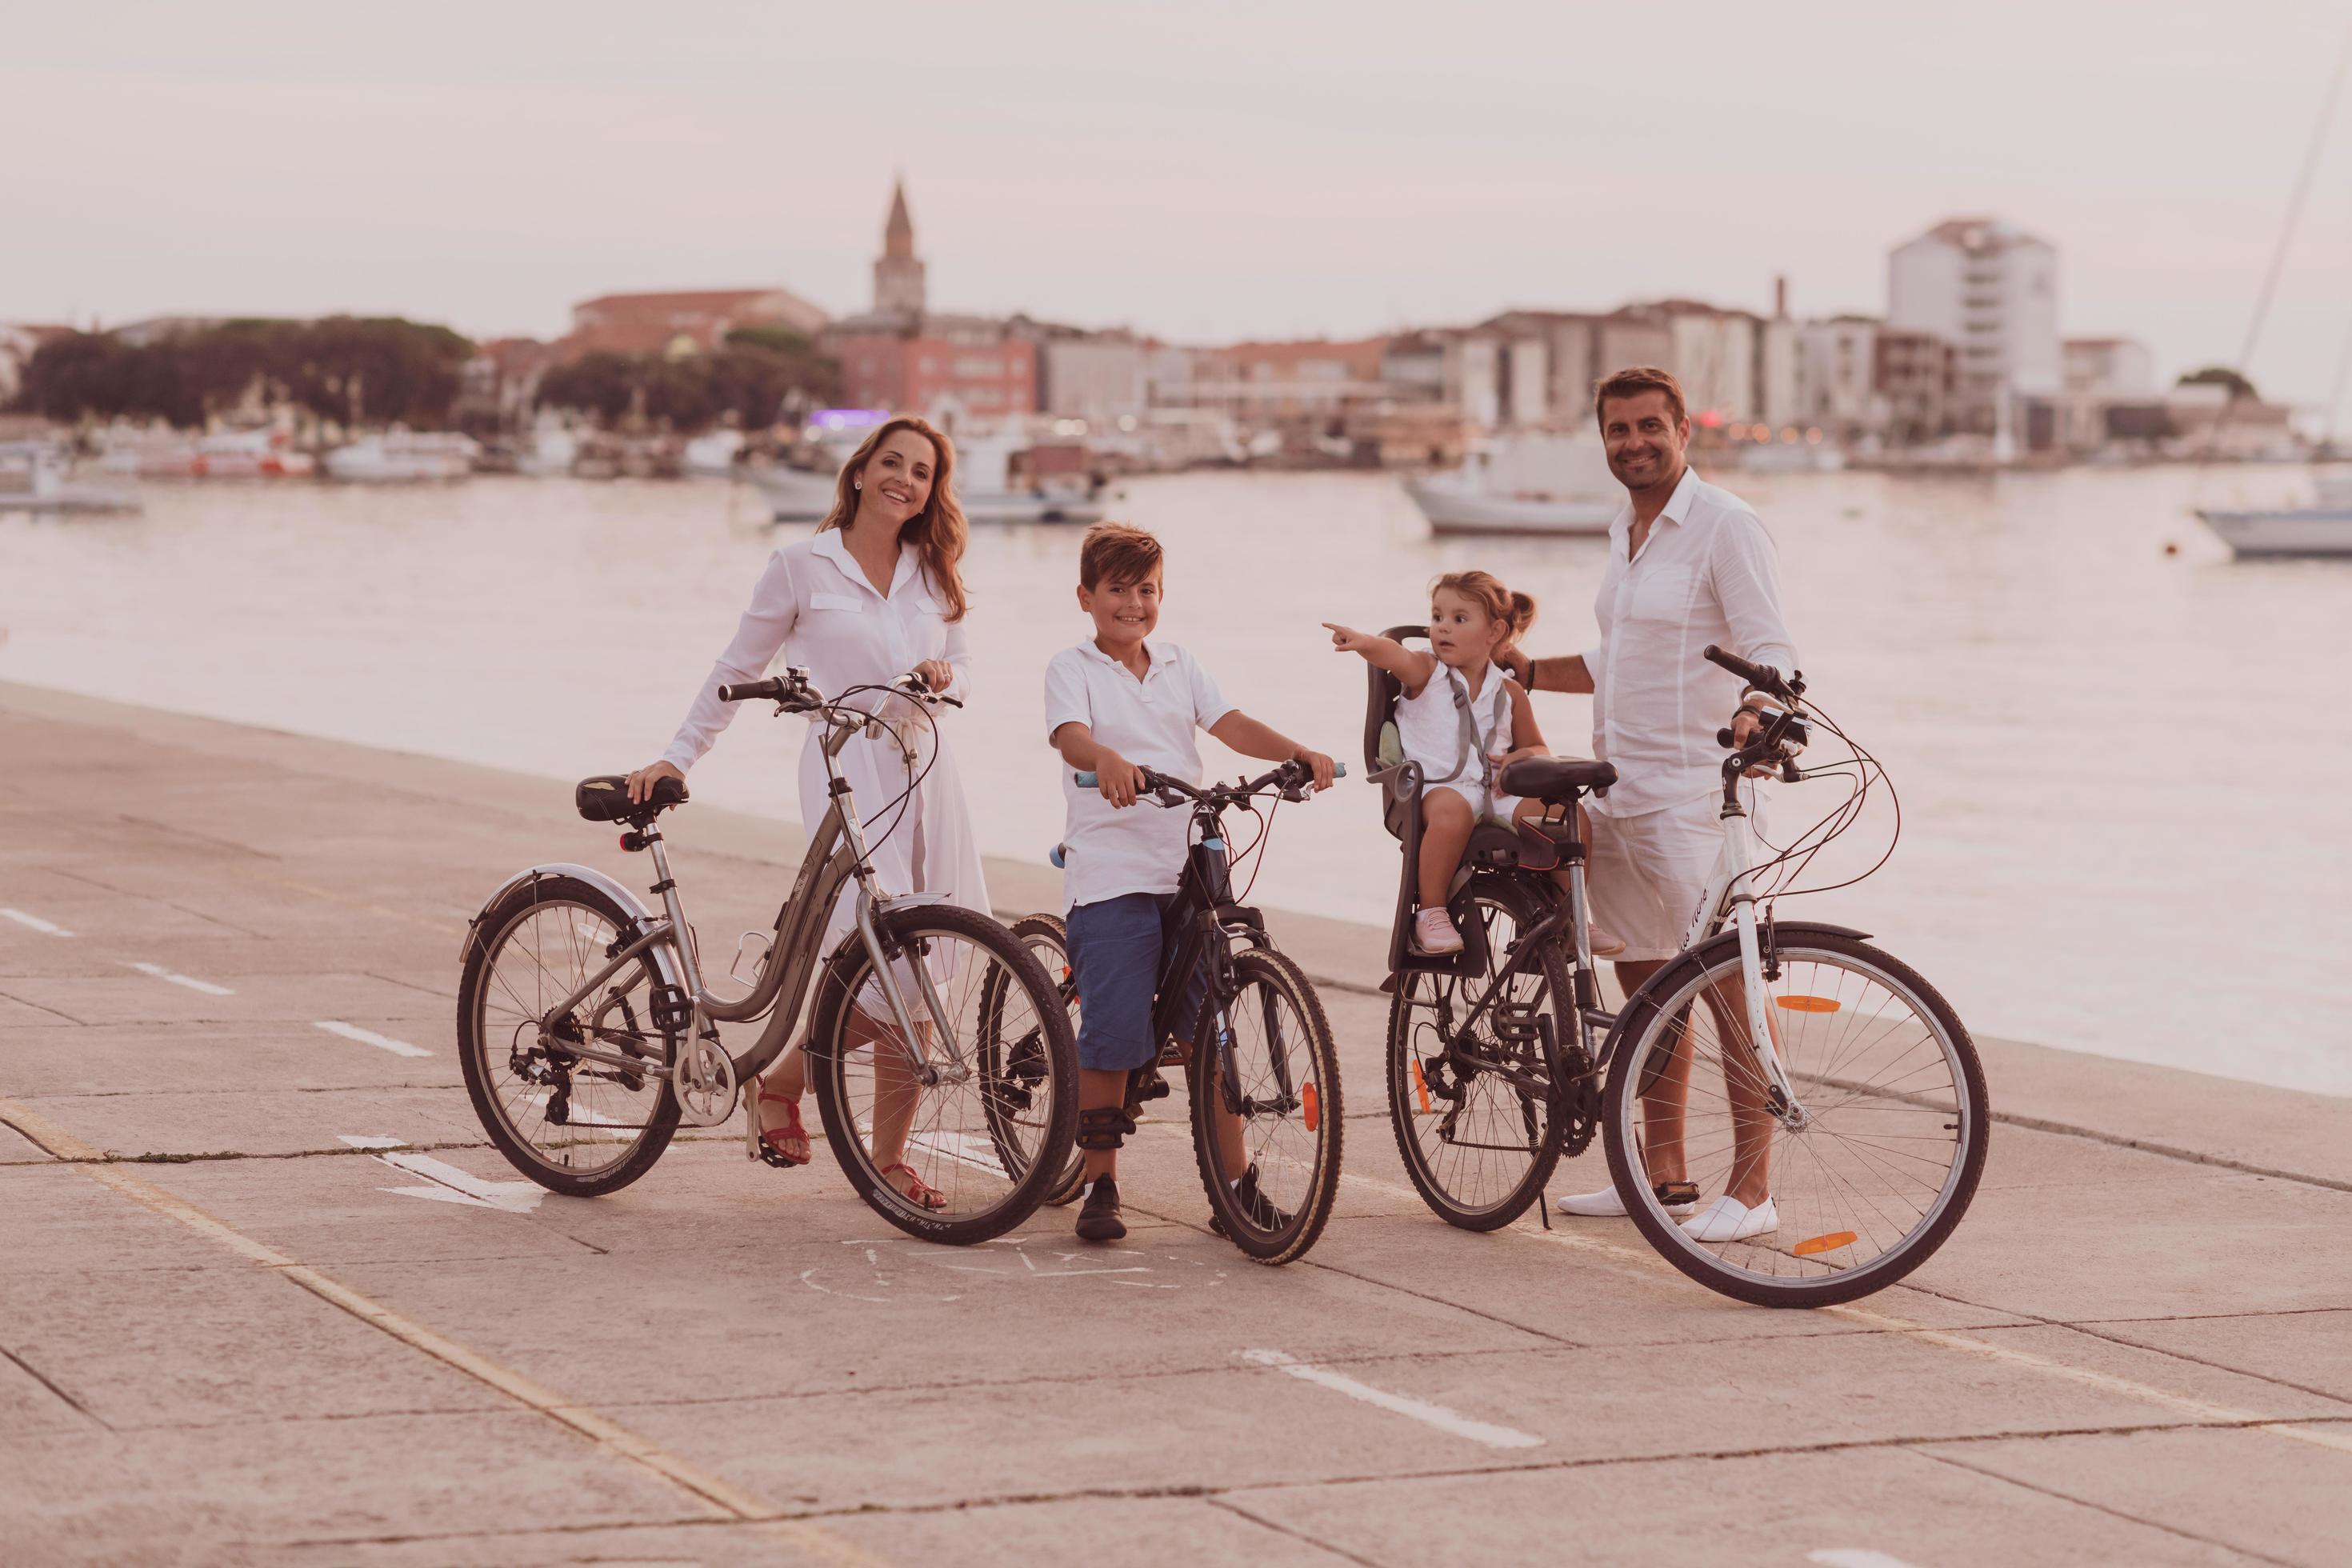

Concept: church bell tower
[[872, 178, 926, 319]]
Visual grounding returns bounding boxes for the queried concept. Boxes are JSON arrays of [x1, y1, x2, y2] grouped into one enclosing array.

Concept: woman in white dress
[[625, 415, 988, 1210]]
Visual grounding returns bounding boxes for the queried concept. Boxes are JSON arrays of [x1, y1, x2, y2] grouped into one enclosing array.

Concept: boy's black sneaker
[[1209, 1163, 1290, 1238], [1076, 1176, 1126, 1242]]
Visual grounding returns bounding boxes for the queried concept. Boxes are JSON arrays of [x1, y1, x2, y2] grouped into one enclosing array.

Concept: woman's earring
[[854, 481, 862, 490]]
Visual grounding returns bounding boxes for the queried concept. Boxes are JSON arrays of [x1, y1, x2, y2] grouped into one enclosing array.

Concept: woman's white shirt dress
[[661, 530, 989, 958]]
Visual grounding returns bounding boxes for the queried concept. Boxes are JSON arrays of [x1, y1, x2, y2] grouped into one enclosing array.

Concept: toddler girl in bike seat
[[1328, 572, 1623, 958]]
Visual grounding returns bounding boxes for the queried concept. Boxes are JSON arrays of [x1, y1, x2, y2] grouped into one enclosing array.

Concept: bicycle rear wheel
[[1386, 876, 1571, 1230], [1601, 929, 1988, 1307], [1190, 946, 1342, 1264], [456, 874, 679, 1197], [808, 903, 1080, 1245], [986, 914, 1086, 1207]]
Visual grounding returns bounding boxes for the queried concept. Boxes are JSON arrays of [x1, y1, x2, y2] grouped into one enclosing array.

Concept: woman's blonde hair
[[818, 414, 970, 622], [1430, 570, 1537, 659]]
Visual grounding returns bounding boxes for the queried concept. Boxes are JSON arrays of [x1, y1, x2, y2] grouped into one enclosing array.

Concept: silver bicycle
[[456, 668, 1079, 1245]]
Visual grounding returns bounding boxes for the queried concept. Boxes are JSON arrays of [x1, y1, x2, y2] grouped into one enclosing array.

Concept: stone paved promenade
[[4, 681, 2350, 1566]]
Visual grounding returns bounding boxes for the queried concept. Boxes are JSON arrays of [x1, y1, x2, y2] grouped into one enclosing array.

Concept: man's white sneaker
[[1412, 908, 1465, 954], [1679, 1194, 1778, 1243], [1556, 1182, 1698, 1218]]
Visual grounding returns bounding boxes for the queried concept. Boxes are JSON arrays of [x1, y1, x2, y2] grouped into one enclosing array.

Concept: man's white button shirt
[[1582, 467, 1797, 818]]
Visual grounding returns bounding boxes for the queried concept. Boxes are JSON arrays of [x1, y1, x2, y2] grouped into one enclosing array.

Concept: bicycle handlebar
[[1702, 643, 1793, 701], [1073, 760, 1344, 796]]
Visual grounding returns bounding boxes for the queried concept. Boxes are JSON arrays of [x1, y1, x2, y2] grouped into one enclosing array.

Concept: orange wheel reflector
[[1794, 1230, 1858, 1257], [1776, 995, 1842, 1014], [1410, 1060, 1432, 1115], [1302, 1082, 1320, 1132]]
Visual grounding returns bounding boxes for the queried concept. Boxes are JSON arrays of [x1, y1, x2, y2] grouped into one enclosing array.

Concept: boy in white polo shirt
[[1044, 523, 1335, 1242]]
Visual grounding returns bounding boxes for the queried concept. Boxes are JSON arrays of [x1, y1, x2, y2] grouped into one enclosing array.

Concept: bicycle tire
[[456, 873, 680, 1198], [1190, 946, 1342, 1265], [1601, 928, 1989, 1308], [1386, 874, 1573, 1230], [990, 913, 1086, 1207], [807, 902, 1080, 1246]]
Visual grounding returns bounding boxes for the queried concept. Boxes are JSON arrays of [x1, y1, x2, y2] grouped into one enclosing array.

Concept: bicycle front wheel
[[1601, 929, 1988, 1307], [807, 903, 1080, 1245], [1190, 947, 1342, 1265], [1386, 876, 1571, 1230]]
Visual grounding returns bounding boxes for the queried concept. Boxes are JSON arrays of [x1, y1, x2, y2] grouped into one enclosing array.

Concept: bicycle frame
[[1142, 806, 1292, 1118], [1673, 775, 1806, 1121], [488, 701, 966, 1118]]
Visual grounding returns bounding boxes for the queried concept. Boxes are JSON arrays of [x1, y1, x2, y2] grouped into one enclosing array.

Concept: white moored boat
[[0, 441, 142, 514], [324, 432, 478, 482], [1405, 433, 1619, 538], [2197, 471, 2352, 558]]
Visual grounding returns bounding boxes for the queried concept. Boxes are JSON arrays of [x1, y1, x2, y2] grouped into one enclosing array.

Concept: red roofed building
[[566, 287, 829, 360]]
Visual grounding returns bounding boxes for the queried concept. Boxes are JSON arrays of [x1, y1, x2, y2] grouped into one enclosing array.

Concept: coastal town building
[[1874, 329, 1958, 446], [2054, 336, 2159, 452], [822, 179, 1042, 427], [1799, 317, 1882, 438], [1887, 217, 2060, 434], [566, 288, 829, 359]]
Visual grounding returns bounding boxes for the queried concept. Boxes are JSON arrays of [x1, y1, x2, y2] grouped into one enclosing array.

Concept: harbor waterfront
[[3, 682, 2350, 1563], [3, 462, 2347, 1097]]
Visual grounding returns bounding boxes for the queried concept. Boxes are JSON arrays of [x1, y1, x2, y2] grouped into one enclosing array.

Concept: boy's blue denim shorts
[[1066, 891, 1209, 1073]]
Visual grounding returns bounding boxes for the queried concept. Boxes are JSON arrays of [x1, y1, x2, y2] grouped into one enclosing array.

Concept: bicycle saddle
[[1498, 756, 1617, 802], [575, 774, 687, 825]]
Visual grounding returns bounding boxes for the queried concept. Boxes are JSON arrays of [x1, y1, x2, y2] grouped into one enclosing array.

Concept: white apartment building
[[1887, 218, 2059, 432], [1042, 335, 1148, 426], [1799, 317, 1881, 434], [1664, 307, 1758, 426]]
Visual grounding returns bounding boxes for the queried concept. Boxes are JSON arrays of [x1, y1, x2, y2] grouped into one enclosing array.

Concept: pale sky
[[8, 1, 2351, 411]]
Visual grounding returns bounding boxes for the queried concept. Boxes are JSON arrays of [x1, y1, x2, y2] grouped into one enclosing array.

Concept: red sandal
[[878, 1162, 947, 1211], [752, 1090, 812, 1169]]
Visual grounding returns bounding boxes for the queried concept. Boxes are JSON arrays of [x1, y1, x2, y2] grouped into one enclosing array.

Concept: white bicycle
[[1594, 646, 1989, 1306]]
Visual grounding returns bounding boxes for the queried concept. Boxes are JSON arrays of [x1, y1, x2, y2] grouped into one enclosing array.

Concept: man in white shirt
[[1503, 367, 1798, 1244]]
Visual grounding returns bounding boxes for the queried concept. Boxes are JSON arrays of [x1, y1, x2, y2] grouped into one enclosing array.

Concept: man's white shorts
[[1586, 789, 1763, 962]]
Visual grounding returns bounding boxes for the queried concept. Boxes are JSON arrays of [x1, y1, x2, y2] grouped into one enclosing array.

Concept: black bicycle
[[1017, 758, 1346, 1264], [1366, 631, 1987, 1307]]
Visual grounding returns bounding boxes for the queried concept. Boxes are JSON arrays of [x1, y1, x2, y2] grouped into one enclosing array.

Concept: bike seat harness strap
[[1422, 666, 1512, 790]]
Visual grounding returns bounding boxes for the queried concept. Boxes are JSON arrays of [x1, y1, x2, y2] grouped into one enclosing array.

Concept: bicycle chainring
[[1554, 1041, 1600, 1157]]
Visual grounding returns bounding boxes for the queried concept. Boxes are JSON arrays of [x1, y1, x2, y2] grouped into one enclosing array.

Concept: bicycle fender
[[463, 863, 685, 994], [1770, 919, 1874, 942]]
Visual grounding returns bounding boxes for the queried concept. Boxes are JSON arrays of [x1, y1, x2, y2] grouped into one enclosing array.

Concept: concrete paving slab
[[0, 989, 84, 1026], [0, 1346, 102, 1438], [1918, 1426, 2352, 1566], [2083, 1310, 2352, 1405], [0, 1410, 707, 1568], [22, 1086, 482, 1160], [0, 1019, 461, 1098], [1, 932, 459, 982], [0, 1252, 510, 1432], [1240, 1443, 2257, 1568], [1905, 1156, 2352, 1322], [110, 1154, 610, 1270], [0, 970, 449, 1026], [294, 1497, 1342, 1568], [0, 1120, 51, 1162]]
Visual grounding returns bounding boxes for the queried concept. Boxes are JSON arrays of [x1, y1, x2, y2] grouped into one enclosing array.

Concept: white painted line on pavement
[[374, 1150, 546, 1213], [316, 1020, 432, 1058], [338, 1134, 408, 1150], [124, 961, 233, 996], [0, 907, 73, 937], [1241, 1347, 1545, 1450], [1811, 1552, 1926, 1568]]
